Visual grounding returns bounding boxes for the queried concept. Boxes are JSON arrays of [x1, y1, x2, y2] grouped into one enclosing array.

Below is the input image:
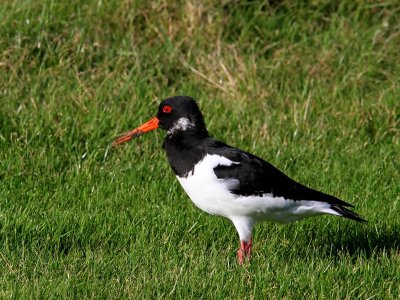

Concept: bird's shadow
[[317, 223, 400, 259]]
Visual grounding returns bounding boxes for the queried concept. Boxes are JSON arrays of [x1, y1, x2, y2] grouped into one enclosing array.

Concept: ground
[[1, 1, 399, 298]]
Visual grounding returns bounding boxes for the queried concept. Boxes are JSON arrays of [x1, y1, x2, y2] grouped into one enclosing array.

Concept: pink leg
[[237, 239, 252, 265]]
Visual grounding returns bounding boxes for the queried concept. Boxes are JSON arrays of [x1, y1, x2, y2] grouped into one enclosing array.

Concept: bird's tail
[[331, 205, 367, 223]]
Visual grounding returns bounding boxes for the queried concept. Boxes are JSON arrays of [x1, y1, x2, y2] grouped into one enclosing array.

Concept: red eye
[[163, 105, 172, 113]]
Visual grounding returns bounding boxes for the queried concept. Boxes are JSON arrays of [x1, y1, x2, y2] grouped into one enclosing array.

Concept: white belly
[[176, 154, 339, 223]]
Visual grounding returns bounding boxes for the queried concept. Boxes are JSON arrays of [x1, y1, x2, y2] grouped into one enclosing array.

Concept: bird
[[113, 96, 366, 265]]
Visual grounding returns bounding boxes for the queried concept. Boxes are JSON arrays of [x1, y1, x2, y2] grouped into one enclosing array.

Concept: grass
[[1, 0, 399, 298]]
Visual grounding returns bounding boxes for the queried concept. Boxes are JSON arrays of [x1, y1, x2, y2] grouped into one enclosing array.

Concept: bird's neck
[[162, 129, 209, 178]]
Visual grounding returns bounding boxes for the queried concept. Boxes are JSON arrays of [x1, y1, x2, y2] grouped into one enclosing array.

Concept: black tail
[[331, 205, 367, 223]]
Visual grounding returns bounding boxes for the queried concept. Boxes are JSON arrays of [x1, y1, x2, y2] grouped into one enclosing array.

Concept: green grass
[[1, 0, 399, 298]]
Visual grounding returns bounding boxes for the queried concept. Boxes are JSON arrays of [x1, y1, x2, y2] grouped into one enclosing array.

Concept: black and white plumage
[[113, 96, 366, 264]]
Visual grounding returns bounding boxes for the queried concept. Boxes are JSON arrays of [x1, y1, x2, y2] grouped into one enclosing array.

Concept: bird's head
[[112, 96, 207, 146]]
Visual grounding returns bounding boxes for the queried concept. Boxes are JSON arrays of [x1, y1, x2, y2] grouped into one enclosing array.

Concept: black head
[[156, 96, 207, 135], [112, 96, 208, 146]]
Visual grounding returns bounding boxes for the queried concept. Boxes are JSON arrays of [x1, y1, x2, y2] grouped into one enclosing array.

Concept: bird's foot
[[237, 239, 252, 265]]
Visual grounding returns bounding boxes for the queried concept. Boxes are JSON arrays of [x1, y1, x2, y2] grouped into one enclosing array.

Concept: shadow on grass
[[322, 223, 400, 258]]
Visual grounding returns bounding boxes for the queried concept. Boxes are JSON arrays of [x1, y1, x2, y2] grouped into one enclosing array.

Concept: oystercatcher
[[113, 96, 366, 265]]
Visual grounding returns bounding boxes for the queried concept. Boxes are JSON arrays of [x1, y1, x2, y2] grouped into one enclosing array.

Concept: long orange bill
[[112, 117, 159, 147]]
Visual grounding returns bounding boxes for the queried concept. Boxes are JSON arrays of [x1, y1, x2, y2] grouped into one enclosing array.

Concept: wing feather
[[209, 140, 352, 207]]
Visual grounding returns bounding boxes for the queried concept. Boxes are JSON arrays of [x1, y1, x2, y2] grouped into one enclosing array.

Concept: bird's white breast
[[177, 154, 239, 216]]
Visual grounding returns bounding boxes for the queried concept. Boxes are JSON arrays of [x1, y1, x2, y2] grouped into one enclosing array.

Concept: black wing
[[209, 140, 353, 207]]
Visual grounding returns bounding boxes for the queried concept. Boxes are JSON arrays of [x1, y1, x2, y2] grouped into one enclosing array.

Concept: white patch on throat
[[168, 117, 195, 135]]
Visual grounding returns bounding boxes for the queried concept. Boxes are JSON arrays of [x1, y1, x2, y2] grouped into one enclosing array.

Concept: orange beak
[[112, 117, 159, 147]]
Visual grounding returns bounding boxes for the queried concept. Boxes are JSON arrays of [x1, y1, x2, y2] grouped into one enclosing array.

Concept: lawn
[[1, 0, 399, 298]]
